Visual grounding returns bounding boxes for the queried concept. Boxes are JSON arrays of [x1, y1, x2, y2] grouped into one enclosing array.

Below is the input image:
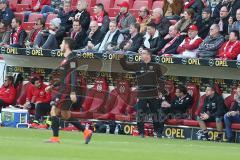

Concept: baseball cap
[[117, 1, 129, 8]]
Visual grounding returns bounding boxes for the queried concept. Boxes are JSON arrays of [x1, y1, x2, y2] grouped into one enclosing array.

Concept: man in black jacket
[[197, 85, 226, 141], [196, 8, 214, 39], [120, 48, 167, 138], [214, 5, 230, 36], [71, 0, 91, 31], [151, 8, 171, 38], [70, 20, 87, 49], [142, 22, 164, 55], [84, 21, 104, 50], [120, 23, 143, 53], [58, 1, 75, 32], [0, 0, 14, 25], [224, 86, 240, 142]]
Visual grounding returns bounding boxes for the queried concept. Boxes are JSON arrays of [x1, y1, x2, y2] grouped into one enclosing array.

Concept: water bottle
[[114, 125, 119, 135], [85, 123, 89, 130], [106, 125, 110, 134]]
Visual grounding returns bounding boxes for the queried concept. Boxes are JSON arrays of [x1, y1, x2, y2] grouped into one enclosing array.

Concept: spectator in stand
[[23, 77, 51, 129], [58, 1, 75, 32], [213, 0, 240, 20], [158, 25, 185, 55], [92, 3, 110, 34], [197, 85, 226, 141], [176, 25, 203, 58], [214, 5, 230, 36], [24, 0, 51, 22], [196, 8, 213, 39], [5, 18, 27, 48], [83, 21, 104, 50], [25, 18, 45, 48], [197, 24, 225, 58], [217, 30, 240, 60], [142, 22, 164, 55], [34, 18, 65, 49], [0, 0, 14, 25], [151, 8, 171, 37], [70, 0, 91, 31], [163, 0, 183, 20], [224, 86, 240, 142], [98, 21, 124, 52], [137, 6, 151, 33], [119, 23, 143, 53], [228, 9, 240, 34], [69, 19, 87, 49], [0, 20, 10, 45], [184, 0, 204, 19], [40, 0, 65, 19], [175, 9, 195, 35], [0, 76, 16, 111], [115, 1, 136, 34]]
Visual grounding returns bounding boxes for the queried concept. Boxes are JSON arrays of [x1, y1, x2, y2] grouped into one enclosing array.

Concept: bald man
[[197, 24, 225, 58], [137, 6, 151, 33]]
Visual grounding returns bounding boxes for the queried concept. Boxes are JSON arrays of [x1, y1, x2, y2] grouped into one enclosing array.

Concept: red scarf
[[160, 33, 181, 54], [93, 11, 104, 26], [70, 31, 79, 40], [137, 15, 150, 23], [118, 12, 128, 29], [10, 26, 23, 45], [30, 28, 42, 43]]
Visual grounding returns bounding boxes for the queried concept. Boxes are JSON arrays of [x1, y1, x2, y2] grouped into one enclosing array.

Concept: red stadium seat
[[16, 82, 33, 105], [71, 77, 109, 119], [115, 90, 137, 121], [8, 0, 18, 11], [113, 0, 134, 8], [14, 12, 25, 22], [93, 80, 132, 120], [16, 4, 31, 12], [186, 83, 200, 118], [20, 0, 32, 4], [95, 0, 114, 11], [132, 1, 152, 10], [152, 1, 164, 9]]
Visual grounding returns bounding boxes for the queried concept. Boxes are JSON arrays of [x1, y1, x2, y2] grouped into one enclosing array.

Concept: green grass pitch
[[0, 127, 239, 160]]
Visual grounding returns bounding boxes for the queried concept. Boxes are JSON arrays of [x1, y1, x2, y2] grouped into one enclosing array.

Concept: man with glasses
[[137, 6, 151, 33], [214, 5, 230, 36], [25, 18, 45, 48], [224, 86, 240, 142]]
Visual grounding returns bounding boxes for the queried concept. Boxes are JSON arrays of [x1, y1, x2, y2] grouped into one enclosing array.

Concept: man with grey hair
[[70, 0, 91, 31], [151, 8, 171, 37], [197, 24, 225, 58]]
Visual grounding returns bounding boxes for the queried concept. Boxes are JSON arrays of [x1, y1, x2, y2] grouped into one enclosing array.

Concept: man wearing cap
[[176, 25, 203, 58], [120, 48, 167, 138], [115, 1, 136, 34], [34, 18, 65, 49], [196, 8, 214, 39], [0, 0, 14, 25]]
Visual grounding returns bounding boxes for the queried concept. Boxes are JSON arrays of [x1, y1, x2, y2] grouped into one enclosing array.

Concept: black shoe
[[227, 137, 235, 143], [202, 132, 210, 141], [139, 133, 145, 138]]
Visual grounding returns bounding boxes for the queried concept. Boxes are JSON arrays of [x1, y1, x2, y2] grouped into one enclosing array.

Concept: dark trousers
[[34, 103, 51, 122], [136, 98, 162, 135], [0, 99, 6, 112]]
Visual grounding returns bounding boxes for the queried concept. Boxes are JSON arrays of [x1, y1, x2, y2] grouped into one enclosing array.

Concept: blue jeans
[[40, 5, 55, 19], [24, 11, 32, 22], [224, 113, 240, 139]]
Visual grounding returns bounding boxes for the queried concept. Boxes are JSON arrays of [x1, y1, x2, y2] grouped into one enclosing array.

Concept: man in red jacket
[[176, 25, 203, 58], [24, 0, 51, 22], [0, 76, 16, 111], [218, 30, 240, 60], [23, 77, 51, 128]]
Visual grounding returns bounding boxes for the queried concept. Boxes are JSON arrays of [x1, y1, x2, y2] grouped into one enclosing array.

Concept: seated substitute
[[224, 86, 240, 142], [197, 85, 226, 141]]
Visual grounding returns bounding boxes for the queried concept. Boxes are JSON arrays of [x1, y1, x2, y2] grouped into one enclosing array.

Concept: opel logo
[[208, 59, 214, 66], [25, 48, 31, 56], [51, 50, 56, 57], [181, 58, 187, 65]]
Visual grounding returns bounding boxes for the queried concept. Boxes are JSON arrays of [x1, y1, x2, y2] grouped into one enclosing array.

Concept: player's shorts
[[56, 95, 81, 111]]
